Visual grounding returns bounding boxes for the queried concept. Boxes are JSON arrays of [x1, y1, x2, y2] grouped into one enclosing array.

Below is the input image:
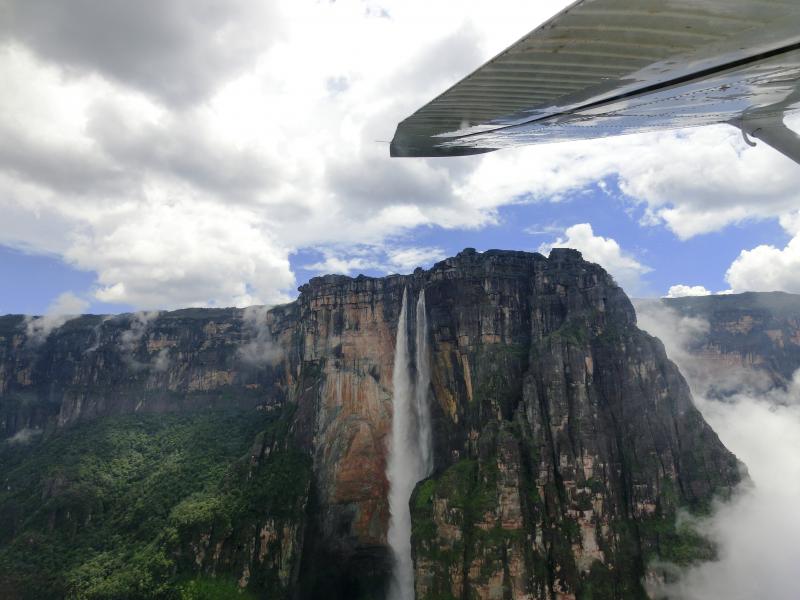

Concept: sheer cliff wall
[[0, 249, 741, 599]]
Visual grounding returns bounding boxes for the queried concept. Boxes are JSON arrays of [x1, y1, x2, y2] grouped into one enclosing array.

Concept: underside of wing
[[390, 0, 800, 158]]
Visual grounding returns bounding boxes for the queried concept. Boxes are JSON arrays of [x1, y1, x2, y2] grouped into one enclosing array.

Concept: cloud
[[0, 118, 134, 197], [0, 0, 279, 107], [636, 300, 800, 600], [325, 153, 459, 218], [387, 246, 446, 272], [5, 426, 43, 445], [25, 291, 89, 344], [615, 128, 800, 240], [302, 250, 382, 277], [302, 244, 446, 276], [3, 0, 800, 310], [86, 102, 280, 199], [634, 300, 773, 398], [725, 212, 800, 294], [458, 126, 800, 240], [118, 311, 160, 354], [539, 223, 651, 293], [238, 305, 283, 367], [665, 285, 713, 298], [0, 2, 524, 308], [657, 391, 800, 600], [115, 310, 180, 373], [67, 200, 295, 309], [634, 301, 711, 388], [151, 348, 172, 373], [523, 223, 562, 236], [779, 210, 800, 236], [114, 310, 160, 370]]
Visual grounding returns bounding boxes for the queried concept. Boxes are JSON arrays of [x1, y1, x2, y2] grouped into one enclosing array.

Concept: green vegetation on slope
[[0, 407, 309, 599]]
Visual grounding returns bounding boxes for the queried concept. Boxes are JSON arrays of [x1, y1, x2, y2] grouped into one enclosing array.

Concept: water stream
[[387, 288, 433, 600], [414, 289, 433, 476]]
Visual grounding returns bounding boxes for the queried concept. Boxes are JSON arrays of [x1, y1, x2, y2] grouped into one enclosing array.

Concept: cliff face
[[405, 250, 739, 600], [0, 249, 741, 599], [658, 292, 800, 397], [0, 307, 293, 437]]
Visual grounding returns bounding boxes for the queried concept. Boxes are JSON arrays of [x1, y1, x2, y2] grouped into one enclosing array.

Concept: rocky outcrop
[[0, 249, 742, 599]]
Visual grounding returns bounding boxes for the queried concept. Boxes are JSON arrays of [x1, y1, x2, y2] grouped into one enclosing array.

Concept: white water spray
[[387, 288, 433, 600]]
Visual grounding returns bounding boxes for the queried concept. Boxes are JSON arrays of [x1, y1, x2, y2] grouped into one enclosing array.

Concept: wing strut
[[736, 114, 800, 164]]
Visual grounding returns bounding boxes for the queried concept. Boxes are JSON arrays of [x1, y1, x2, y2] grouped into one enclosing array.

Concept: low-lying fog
[[636, 302, 800, 600]]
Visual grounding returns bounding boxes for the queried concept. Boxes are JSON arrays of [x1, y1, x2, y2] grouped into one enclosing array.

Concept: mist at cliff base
[[635, 302, 800, 600]]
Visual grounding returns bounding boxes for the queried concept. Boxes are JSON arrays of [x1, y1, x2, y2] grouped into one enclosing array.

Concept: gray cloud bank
[[0, 0, 277, 107]]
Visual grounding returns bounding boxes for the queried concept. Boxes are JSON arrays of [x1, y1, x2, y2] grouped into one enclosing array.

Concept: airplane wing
[[390, 0, 800, 163]]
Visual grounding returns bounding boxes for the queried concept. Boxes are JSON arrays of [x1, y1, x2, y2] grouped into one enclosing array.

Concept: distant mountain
[[655, 292, 800, 398], [0, 249, 741, 599]]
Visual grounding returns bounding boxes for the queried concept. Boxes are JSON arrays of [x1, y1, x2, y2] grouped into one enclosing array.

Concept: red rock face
[[295, 276, 398, 546]]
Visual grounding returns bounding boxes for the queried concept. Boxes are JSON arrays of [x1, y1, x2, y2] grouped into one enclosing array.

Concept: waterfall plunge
[[387, 288, 433, 600], [414, 290, 433, 476]]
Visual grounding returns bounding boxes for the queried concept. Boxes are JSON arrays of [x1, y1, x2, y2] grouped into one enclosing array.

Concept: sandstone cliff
[[0, 249, 741, 599], [658, 292, 800, 398]]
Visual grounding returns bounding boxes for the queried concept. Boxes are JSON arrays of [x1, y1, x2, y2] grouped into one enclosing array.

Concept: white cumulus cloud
[[665, 285, 713, 298], [539, 223, 651, 293], [725, 210, 800, 294], [302, 244, 446, 277]]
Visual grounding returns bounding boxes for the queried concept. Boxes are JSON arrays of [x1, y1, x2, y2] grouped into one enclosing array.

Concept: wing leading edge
[[390, 0, 800, 163]]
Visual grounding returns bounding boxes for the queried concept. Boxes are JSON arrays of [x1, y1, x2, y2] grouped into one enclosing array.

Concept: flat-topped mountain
[[0, 249, 741, 599], [651, 292, 800, 398]]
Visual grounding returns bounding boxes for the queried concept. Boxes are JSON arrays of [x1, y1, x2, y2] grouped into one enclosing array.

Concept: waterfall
[[387, 288, 414, 600], [415, 289, 433, 477], [387, 287, 433, 600]]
